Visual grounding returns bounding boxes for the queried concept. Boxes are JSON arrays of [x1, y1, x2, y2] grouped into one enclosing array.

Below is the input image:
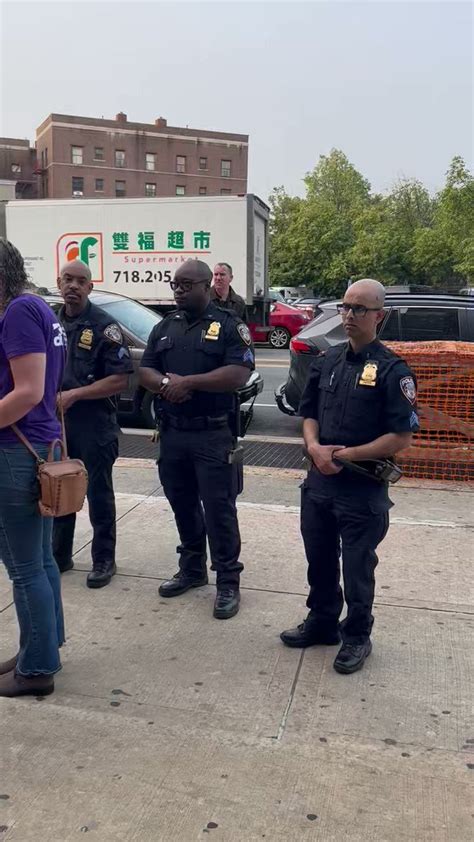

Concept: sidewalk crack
[[272, 650, 305, 742]]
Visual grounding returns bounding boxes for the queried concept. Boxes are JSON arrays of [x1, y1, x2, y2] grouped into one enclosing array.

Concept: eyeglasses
[[337, 304, 382, 317], [170, 279, 208, 292]]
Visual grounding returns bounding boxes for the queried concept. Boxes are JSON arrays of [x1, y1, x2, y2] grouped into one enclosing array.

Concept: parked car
[[275, 293, 474, 415], [290, 297, 323, 316], [251, 300, 313, 349], [41, 289, 264, 427]]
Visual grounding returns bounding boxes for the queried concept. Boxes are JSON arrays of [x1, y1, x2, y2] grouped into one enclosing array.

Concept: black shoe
[[213, 588, 240, 620], [87, 561, 117, 589], [158, 573, 208, 598], [57, 558, 74, 574], [333, 640, 372, 674], [280, 616, 341, 648]]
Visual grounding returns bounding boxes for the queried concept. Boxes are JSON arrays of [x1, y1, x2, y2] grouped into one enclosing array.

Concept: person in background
[[0, 239, 66, 698], [211, 263, 247, 321], [281, 279, 419, 674], [52, 260, 134, 588]]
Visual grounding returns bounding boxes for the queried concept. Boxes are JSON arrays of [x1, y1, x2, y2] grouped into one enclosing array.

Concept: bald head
[[59, 259, 92, 282], [341, 278, 386, 351], [57, 259, 93, 315], [347, 279, 385, 308]]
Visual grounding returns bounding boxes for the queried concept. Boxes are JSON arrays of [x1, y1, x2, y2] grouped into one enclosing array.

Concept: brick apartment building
[[35, 112, 248, 200], [0, 138, 38, 198]]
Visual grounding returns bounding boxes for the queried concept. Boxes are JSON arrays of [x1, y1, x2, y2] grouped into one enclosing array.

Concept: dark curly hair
[[0, 238, 29, 306]]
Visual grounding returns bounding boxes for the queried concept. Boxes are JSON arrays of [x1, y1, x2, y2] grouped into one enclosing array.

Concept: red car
[[250, 300, 313, 349]]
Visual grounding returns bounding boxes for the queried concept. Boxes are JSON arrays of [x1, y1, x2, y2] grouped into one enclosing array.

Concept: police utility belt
[[163, 414, 229, 431]]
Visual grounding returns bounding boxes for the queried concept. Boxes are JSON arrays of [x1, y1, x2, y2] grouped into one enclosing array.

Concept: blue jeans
[[0, 444, 65, 676]]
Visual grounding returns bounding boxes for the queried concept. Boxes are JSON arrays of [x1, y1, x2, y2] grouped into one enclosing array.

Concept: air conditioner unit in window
[[72, 191, 83, 198]]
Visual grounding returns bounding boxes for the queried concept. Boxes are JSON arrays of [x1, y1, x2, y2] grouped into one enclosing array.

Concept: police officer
[[280, 279, 420, 674], [139, 259, 254, 620], [52, 260, 134, 588], [211, 263, 247, 321]]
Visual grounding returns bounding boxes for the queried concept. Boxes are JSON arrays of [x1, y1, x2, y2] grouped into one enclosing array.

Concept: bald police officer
[[139, 259, 254, 619], [53, 260, 134, 588], [281, 279, 420, 674]]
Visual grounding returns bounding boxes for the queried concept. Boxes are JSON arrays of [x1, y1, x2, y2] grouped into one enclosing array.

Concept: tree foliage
[[269, 150, 474, 295]]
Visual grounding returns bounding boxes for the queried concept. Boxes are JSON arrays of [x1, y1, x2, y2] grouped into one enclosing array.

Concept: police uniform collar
[[346, 339, 381, 361], [59, 299, 92, 325]]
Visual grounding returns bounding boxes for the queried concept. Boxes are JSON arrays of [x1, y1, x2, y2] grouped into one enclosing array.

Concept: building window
[[221, 159, 231, 178], [199, 157, 208, 170], [95, 178, 104, 192], [176, 155, 186, 174], [44, 148, 48, 167], [199, 186, 207, 195], [146, 153, 156, 171], [11, 163, 21, 174], [94, 147, 104, 161], [145, 182, 156, 197], [176, 185, 185, 196], [72, 176, 84, 196], [220, 188, 231, 195], [71, 146, 83, 165], [115, 150, 126, 168], [115, 180, 126, 197]]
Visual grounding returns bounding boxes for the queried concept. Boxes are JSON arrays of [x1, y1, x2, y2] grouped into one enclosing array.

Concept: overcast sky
[[1, 1, 472, 200]]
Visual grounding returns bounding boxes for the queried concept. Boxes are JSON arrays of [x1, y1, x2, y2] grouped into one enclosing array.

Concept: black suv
[[275, 294, 474, 415]]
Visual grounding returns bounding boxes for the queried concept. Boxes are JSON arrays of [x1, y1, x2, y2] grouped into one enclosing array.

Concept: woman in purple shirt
[[0, 239, 66, 697]]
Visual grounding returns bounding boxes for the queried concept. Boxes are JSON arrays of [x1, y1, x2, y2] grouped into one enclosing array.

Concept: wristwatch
[[160, 376, 170, 390]]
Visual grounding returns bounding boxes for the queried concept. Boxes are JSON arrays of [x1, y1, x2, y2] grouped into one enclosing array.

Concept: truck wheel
[[140, 391, 156, 429], [269, 327, 291, 349]]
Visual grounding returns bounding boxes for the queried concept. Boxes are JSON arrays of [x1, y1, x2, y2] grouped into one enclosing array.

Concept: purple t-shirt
[[0, 294, 66, 445]]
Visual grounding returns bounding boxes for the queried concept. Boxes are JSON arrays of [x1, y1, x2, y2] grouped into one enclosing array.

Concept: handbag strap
[[11, 391, 69, 463], [11, 423, 44, 463]]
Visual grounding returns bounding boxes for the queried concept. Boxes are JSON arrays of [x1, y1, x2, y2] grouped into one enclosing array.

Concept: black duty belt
[[163, 415, 229, 431]]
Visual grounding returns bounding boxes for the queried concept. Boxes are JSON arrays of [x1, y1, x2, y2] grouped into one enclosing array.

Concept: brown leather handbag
[[12, 400, 88, 517]]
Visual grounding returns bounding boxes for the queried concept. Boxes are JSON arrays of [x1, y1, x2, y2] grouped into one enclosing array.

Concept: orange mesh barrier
[[385, 342, 474, 482]]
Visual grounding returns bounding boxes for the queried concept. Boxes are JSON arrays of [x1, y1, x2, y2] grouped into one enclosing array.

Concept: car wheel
[[269, 327, 291, 349], [140, 391, 156, 428]]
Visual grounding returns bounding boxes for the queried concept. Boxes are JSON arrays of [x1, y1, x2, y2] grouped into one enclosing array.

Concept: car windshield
[[269, 291, 286, 303], [97, 298, 162, 343]]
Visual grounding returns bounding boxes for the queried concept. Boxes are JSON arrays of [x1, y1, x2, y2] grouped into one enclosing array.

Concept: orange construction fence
[[385, 342, 474, 483]]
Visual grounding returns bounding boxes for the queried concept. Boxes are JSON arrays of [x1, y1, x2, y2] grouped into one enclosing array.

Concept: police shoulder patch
[[237, 323, 252, 346], [400, 375, 416, 405], [104, 323, 123, 344]]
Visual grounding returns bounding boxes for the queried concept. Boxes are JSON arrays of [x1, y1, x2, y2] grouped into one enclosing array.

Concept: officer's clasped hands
[[160, 372, 193, 403], [307, 442, 344, 475]]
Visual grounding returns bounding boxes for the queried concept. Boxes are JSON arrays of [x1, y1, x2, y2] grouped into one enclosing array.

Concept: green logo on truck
[[56, 233, 104, 283]]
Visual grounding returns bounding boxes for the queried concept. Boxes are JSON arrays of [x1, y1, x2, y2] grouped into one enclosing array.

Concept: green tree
[[268, 151, 473, 294]]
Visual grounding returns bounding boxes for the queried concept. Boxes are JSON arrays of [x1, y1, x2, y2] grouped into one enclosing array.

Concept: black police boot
[[213, 587, 240, 620], [280, 614, 341, 648], [333, 640, 372, 674], [56, 558, 74, 574], [87, 561, 117, 589], [159, 572, 208, 598]]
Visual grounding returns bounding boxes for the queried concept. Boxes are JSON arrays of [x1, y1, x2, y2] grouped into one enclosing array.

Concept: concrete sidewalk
[[1, 462, 473, 841]]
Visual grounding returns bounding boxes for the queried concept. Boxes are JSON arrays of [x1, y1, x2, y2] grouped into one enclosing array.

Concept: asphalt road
[[245, 348, 302, 439]]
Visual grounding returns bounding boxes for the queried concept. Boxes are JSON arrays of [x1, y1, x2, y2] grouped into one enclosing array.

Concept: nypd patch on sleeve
[[104, 323, 123, 344], [400, 376, 416, 405], [237, 323, 252, 346]]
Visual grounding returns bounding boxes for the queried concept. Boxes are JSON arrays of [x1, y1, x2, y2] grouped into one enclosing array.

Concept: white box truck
[[4, 194, 269, 310]]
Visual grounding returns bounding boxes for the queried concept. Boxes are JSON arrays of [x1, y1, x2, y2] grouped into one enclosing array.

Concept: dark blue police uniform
[[140, 302, 255, 588], [53, 301, 133, 572], [298, 339, 419, 644]]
